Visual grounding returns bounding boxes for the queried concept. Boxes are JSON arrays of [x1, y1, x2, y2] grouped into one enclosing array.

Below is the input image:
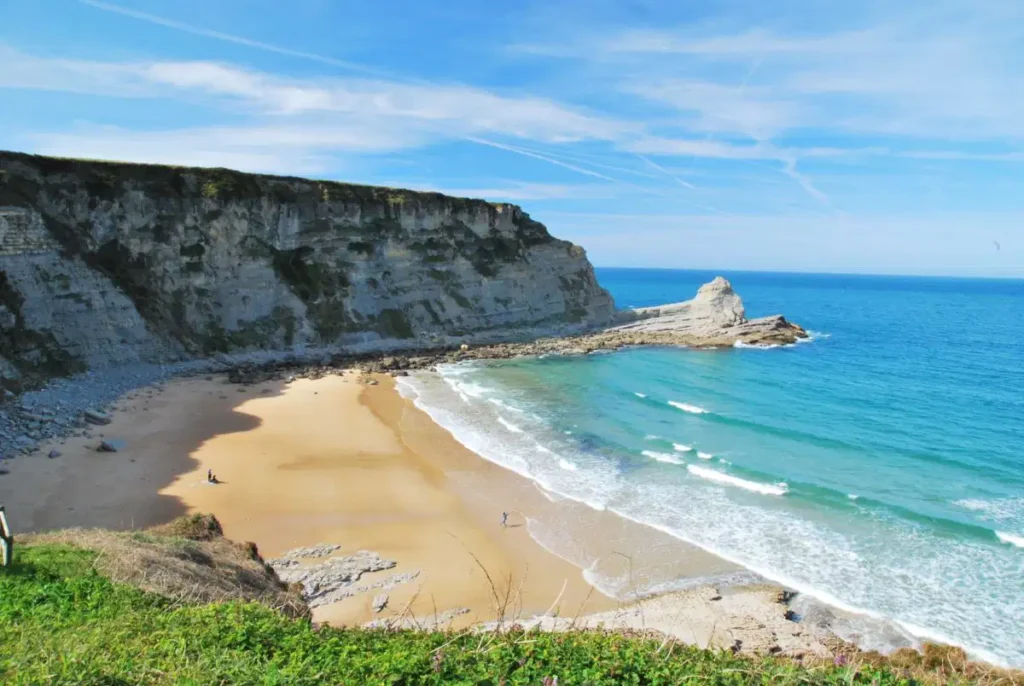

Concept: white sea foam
[[687, 464, 788, 496], [668, 401, 708, 414], [488, 397, 524, 414], [394, 378, 418, 399], [497, 416, 523, 433], [559, 459, 579, 472], [697, 451, 713, 460], [642, 450, 684, 465], [634, 392, 647, 398], [799, 330, 831, 343], [955, 497, 1024, 523], [672, 442, 693, 452], [409, 366, 1023, 667], [996, 531, 1024, 548], [734, 340, 782, 350], [442, 377, 472, 404], [849, 494, 860, 500]]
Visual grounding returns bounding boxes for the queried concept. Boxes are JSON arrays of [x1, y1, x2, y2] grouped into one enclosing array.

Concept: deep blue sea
[[400, 268, 1024, 666]]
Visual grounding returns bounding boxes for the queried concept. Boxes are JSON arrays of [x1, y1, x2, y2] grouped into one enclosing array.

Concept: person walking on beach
[[207, 469, 213, 483], [501, 511, 509, 527]]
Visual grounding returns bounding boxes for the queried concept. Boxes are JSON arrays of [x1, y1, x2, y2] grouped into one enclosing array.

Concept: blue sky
[[1, 0, 1022, 276]]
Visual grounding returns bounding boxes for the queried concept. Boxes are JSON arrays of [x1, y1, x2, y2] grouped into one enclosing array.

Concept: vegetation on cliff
[[1, 515, 1007, 685], [0, 150, 614, 394]]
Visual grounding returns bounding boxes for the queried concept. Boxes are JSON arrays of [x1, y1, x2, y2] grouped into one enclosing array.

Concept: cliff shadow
[[0, 376, 288, 534]]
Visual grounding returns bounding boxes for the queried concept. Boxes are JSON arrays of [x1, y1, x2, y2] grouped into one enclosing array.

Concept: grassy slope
[[0, 544, 921, 686]]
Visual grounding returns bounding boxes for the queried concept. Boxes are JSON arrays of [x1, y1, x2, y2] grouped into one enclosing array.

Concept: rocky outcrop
[[0, 151, 615, 392], [493, 584, 829, 658], [268, 544, 420, 609], [606, 275, 806, 347]]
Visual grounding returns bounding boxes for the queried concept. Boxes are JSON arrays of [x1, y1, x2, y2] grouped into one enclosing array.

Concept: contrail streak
[[77, 0, 402, 80]]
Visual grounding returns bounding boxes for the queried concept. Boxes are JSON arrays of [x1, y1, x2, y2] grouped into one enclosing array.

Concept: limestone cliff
[[0, 151, 615, 391]]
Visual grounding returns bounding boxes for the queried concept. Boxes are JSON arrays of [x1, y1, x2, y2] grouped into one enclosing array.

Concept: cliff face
[[0, 151, 615, 391]]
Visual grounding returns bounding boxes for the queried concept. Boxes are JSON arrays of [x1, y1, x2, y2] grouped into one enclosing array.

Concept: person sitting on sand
[[207, 469, 219, 484]]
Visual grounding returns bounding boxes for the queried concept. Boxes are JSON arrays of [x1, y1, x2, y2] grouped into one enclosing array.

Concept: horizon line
[[593, 266, 1024, 282]]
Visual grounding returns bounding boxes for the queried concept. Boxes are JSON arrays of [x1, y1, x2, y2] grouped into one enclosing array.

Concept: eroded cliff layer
[[0, 151, 614, 390]]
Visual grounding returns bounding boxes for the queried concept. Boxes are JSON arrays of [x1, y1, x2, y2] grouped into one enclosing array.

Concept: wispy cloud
[[76, 0, 400, 79], [409, 181, 616, 201], [3, 1, 1024, 275]]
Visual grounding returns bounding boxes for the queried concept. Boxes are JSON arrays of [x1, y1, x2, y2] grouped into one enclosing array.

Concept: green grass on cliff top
[[0, 544, 924, 686]]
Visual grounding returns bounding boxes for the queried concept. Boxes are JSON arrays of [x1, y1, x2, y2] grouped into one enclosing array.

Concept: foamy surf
[[734, 340, 782, 350], [634, 392, 647, 398], [642, 450, 684, 465], [668, 401, 709, 414], [497, 416, 523, 433], [996, 531, 1024, 548], [558, 459, 579, 472], [488, 397, 525, 414], [672, 443, 693, 452], [686, 464, 788, 496], [697, 451, 713, 460]]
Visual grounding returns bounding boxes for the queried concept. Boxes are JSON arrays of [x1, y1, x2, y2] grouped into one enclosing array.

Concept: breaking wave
[[996, 531, 1024, 548], [642, 450, 685, 465], [668, 401, 709, 414], [497, 416, 523, 433], [686, 464, 788, 496]]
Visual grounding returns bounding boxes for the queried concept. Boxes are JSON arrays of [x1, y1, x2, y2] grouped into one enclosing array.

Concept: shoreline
[[0, 367, 830, 656]]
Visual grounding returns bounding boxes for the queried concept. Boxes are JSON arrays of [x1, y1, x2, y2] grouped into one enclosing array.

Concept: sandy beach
[[0, 369, 826, 653]]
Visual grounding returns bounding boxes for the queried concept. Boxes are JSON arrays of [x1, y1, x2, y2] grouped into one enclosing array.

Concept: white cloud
[[521, 5, 1024, 142], [140, 61, 629, 143], [1, 45, 629, 148], [410, 181, 615, 201], [602, 27, 884, 57], [627, 136, 777, 160], [29, 124, 420, 175]]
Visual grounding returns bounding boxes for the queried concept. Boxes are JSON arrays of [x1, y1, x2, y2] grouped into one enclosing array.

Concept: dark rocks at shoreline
[[0, 277, 806, 460]]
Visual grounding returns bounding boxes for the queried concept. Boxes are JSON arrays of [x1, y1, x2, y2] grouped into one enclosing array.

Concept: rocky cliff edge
[[0, 151, 615, 392]]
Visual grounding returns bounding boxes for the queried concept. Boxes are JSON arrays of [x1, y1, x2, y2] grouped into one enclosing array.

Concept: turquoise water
[[400, 269, 1024, 666]]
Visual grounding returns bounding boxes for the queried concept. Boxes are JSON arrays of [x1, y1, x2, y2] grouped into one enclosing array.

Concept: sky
[[1, 0, 1022, 276]]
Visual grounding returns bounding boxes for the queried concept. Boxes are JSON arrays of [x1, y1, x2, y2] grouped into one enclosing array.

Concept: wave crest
[[668, 401, 709, 415], [687, 464, 788, 496], [497, 416, 523, 433], [996, 531, 1024, 548], [642, 450, 685, 465]]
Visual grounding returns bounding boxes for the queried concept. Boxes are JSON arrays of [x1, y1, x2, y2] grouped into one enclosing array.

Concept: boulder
[[84, 409, 112, 426], [97, 439, 126, 453], [691, 276, 746, 327], [372, 593, 389, 613]]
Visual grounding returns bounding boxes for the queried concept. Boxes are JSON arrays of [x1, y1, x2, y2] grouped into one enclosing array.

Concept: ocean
[[397, 268, 1024, 667]]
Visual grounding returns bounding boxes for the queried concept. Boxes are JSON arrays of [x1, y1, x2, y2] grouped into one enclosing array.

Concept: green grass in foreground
[[0, 544, 916, 685]]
